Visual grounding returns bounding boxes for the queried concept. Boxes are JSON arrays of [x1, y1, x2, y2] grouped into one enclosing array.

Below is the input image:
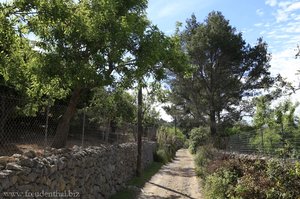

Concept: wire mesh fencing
[[0, 95, 157, 156], [223, 129, 300, 160]]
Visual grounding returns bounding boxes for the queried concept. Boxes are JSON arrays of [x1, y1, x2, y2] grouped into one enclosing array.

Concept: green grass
[[110, 162, 163, 199]]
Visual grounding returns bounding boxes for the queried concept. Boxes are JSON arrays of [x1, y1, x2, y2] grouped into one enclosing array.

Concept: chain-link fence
[[0, 95, 157, 156], [223, 129, 300, 160]]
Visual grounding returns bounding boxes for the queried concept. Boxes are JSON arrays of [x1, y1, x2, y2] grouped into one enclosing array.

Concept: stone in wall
[[0, 141, 156, 199]]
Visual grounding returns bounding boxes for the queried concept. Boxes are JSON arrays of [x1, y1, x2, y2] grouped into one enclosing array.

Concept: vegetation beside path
[[189, 127, 300, 199]]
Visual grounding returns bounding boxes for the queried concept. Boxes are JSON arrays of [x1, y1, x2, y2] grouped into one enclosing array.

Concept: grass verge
[[109, 161, 163, 199]]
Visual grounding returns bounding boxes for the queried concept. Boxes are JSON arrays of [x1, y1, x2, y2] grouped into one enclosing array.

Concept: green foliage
[[250, 129, 282, 154], [86, 87, 136, 126], [204, 169, 238, 199], [189, 126, 210, 154], [198, 153, 300, 199], [194, 145, 215, 178], [266, 160, 300, 198], [225, 122, 255, 136], [157, 126, 186, 148], [154, 149, 172, 164], [251, 97, 300, 157], [167, 11, 274, 137], [156, 126, 186, 162]]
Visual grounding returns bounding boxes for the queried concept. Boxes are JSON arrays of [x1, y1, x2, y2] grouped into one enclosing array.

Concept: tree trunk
[[51, 87, 82, 148], [210, 109, 217, 137], [105, 119, 111, 143], [136, 84, 143, 177]]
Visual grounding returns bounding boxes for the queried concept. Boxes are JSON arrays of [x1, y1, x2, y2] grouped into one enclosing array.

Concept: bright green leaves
[[254, 97, 298, 130], [6, 0, 151, 97], [87, 87, 136, 125]]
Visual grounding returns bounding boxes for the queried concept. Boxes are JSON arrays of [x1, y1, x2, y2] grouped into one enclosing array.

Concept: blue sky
[[147, 0, 300, 81], [147, 0, 300, 120]]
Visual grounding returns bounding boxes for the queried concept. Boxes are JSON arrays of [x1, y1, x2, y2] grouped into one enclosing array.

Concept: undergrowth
[[193, 145, 300, 199]]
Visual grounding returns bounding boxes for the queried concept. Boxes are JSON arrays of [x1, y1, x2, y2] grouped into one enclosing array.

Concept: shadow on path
[[146, 182, 197, 199]]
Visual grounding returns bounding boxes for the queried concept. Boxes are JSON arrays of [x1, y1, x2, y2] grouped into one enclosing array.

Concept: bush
[[195, 145, 215, 166], [199, 154, 300, 199], [194, 145, 216, 178], [265, 160, 300, 198], [204, 168, 238, 199], [155, 126, 186, 163], [154, 149, 172, 164], [189, 127, 209, 154]]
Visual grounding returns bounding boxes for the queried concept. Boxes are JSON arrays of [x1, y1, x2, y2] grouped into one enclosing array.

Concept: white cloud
[[155, 103, 173, 122], [276, 9, 290, 22], [266, 0, 277, 6], [256, 9, 264, 16], [258, 1, 300, 107], [286, 1, 300, 11], [273, 1, 300, 22], [254, 22, 264, 27]]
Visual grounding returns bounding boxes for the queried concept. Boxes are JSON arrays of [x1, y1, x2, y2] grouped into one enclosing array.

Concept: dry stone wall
[[0, 142, 156, 199]]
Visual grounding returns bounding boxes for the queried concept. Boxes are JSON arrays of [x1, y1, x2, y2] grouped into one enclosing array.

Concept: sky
[[147, 0, 300, 121]]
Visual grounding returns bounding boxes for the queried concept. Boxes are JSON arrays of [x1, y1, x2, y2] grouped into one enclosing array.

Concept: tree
[[86, 87, 136, 142], [9, 0, 149, 148], [121, 24, 186, 176], [252, 96, 299, 155], [168, 12, 274, 139]]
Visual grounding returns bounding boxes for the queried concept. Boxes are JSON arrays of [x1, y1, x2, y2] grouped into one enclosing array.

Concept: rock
[[0, 156, 14, 166], [58, 178, 66, 191], [19, 157, 35, 167], [70, 176, 76, 186], [46, 178, 52, 186], [24, 150, 36, 158], [57, 159, 66, 170], [49, 165, 57, 175], [12, 154, 22, 159], [0, 177, 10, 190], [6, 163, 23, 171], [0, 170, 13, 178], [17, 184, 32, 192], [21, 166, 31, 175], [57, 148, 70, 154], [10, 175, 18, 184], [27, 172, 38, 182], [73, 145, 81, 151]]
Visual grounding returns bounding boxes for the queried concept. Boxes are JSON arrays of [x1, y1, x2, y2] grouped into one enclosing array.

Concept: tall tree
[[122, 25, 186, 176], [10, 0, 149, 148], [168, 12, 274, 138]]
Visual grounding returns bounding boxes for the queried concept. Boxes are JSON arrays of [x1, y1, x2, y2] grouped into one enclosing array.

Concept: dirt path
[[137, 149, 203, 199]]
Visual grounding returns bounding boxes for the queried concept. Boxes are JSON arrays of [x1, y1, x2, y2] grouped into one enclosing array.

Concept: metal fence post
[[81, 107, 86, 148], [261, 128, 264, 154], [44, 105, 49, 153]]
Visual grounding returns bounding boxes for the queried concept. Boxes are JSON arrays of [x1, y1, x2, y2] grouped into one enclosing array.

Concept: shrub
[[265, 160, 300, 198], [189, 127, 209, 154], [200, 155, 300, 199], [154, 149, 172, 164], [157, 126, 185, 148], [194, 144, 216, 178], [204, 168, 237, 199], [155, 126, 186, 163]]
